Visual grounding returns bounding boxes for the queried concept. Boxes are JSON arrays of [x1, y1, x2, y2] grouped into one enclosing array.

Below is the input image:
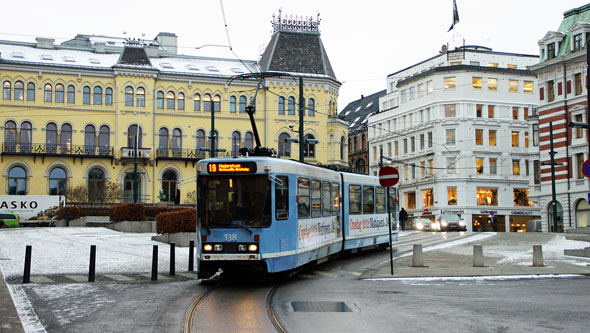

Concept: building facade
[[0, 15, 347, 205], [369, 45, 541, 232], [530, 4, 590, 232]]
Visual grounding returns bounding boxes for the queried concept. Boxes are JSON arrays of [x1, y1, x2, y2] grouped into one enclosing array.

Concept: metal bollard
[[170, 242, 175, 276], [473, 244, 484, 267], [412, 244, 424, 267], [188, 240, 194, 272], [533, 244, 544, 267], [89, 245, 96, 282], [151, 245, 158, 281], [23, 245, 32, 284]]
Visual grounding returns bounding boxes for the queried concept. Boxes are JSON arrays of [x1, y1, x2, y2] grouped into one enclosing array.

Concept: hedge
[[56, 206, 81, 220], [145, 206, 186, 218], [156, 208, 196, 234], [109, 203, 145, 222]]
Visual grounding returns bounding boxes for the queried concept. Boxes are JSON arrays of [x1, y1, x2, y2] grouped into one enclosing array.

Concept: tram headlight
[[214, 244, 223, 252], [203, 244, 213, 252], [248, 244, 258, 252], [238, 244, 247, 252]]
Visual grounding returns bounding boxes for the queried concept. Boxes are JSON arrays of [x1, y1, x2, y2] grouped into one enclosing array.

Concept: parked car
[[438, 214, 467, 231], [0, 213, 20, 228], [413, 218, 440, 232]]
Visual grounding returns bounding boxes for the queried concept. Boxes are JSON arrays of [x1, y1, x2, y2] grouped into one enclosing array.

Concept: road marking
[[65, 275, 87, 282], [314, 271, 338, 278], [104, 274, 134, 281], [30, 276, 54, 284]]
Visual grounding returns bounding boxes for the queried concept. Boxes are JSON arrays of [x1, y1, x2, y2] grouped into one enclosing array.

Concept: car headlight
[[441, 221, 449, 227], [459, 220, 466, 227], [203, 244, 213, 252], [432, 222, 440, 229], [238, 244, 247, 252], [416, 222, 424, 230], [248, 244, 258, 252], [214, 244, 223, 251]]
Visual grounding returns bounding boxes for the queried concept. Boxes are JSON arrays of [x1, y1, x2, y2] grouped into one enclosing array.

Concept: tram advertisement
[[348, 214, 388, 236], [298, 216, 340, 248]]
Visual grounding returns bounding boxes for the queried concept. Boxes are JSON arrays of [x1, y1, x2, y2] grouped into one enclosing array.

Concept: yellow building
[[0, 16, 348, 204]]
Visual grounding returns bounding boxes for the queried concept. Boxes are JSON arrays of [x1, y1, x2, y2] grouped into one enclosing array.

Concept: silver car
[[413, 218, 440, 232]]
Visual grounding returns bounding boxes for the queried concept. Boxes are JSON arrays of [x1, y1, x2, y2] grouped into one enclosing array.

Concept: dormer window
[[547, 43, 556, 59], [574, 33, 583, 52], [160, 62, 174, 69], [11, 52, 24, 59], [89, 58, 100, 64], [40, 54, 53, 61], [62, 56, 76, 62]]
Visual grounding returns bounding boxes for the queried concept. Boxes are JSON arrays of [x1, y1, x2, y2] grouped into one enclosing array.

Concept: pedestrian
[[399, 207, 408, 231]]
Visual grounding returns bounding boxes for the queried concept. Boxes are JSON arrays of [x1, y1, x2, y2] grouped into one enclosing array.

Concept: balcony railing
[[156, 148, 208, 160], [2, 143, 114, 157], [121, 147, 151, 159]]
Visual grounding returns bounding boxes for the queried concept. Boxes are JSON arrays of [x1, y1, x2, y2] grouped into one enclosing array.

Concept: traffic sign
[[378, 166, 399, 187], [583, 159, 590, 178]]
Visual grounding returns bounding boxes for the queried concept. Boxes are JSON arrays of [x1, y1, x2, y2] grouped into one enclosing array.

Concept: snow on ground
[[0, 228, 193, 280]]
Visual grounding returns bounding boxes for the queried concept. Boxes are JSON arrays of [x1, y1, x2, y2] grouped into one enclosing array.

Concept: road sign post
[[379, 166, 399, 276]]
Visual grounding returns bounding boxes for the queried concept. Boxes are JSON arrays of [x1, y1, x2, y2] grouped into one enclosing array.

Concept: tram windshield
[[197, 175, 271, 229]]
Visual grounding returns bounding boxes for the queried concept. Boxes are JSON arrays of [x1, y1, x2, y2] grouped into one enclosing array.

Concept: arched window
[[14, 81, 24, 101], [156, 91, 164, 109], [575, 200, 590, 228], [278, 96, 285, 115], [3, 81, 11, 100], [196, 129, 206, 151], [239, 96, 247, 113], [213, 95, 221, 112], [159, 128, 169, 153], [229, 96, 237, 113], [162, 170, 178, 203], [355, 159, 366, 174], [44, 84, 52, 102], [307, 98, 315, 116], [67, 85, 75, 104], [177, 93, 185, 110], [46, 123, 58, 152], [167, 91, 175, 109], [288, 96, 295, 115], [203, 94, 212, 112], [4, 121, 16, 151], [124, 173, 142, 203], [136, 87, 145, 107], [172, 129, 182, 155], [128, 125, 142, 148], [27, 83, 35, 101], [8, 166, 27, 195], [55, 84, 65, 103], [88, 168, 105, 202], [20, 122, 32, 152], [278, 133, 291, 157], [93, 86, 102, 105], [85, 125, 96, 152], [125, 86, 134, 107], [193, 94, 201, 111], [304, 134, 316, 158], [328, 135, 334, 159], [99, 125, 110, 155], [245, 131, 254, 149], [83, 86, 91, 104], [105, 88, 113, 105], [49, 167, 67, 195], [60, 124, 72, 153], [232, 131, 241, 156]]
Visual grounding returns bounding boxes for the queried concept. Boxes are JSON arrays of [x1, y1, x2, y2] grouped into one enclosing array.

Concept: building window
[[82, 86, 90, 104], [4, 121, 16, 150], [125, 86, 134, 106], [85, 125, 95, 150], [446, 129, 455, 145], [509, 80, 518, 92], [428, 132, 433, 148], [534, 160, 541, 184], [27, 83, 35, 101], [278, 96, 285, 115], [193, 94, 201, 111], [93, 86, 102, 105], [278, 133, 291, 157], [20, 122, 32, 151], [488, 105, 495, 118], [418, 83, 425, 97], [403, 165, 408, 180], [99, 126, 110, 153], [533, 124, 539, 146], [577, 153, 585, 179], [44, 84, 52, 102], [448, 187, 457, 205], [475, 129, 483, 145], [422, 189, 434, 207], [548, 80, 555, 102], [512, 107, 519, 120], [288, 97, 295, 115], [105, 88, 113, 106], [196, 129, 206, 151], [203, 94, 212, 112], [60, 124, 72, 153], [136, 88, 145, 108], [447, 157, 456, 174], [476, 104, 483, 117], [128, 125, 142, 148], [444, 77, 456, 89], [14, 81, 24, 101], [304, 134, 316, 158], [488, 78, 497, 90], [404, 191, 416, 209], [525, 132, 529, 148], [88, 168, 105, 202], [575, 73, 583, 95], [421, 161, 426, 178], [177, 93, 185, 110], [231, 131, 241, 155], [237, 96, 246, 113], [547, 43, 556, 59], [410, 137, 415, 152], [512, 131, 519, 147], [46, 123, 58, 152], [308, 98, 315, 116], [213, 95, 221, 112], [514, 189, 532, 207], [476, 157, 484, 174], [489, 130, 496, 146], [575, 114, 584, 138], [67, 85, 75, 103], [172, 129, 182, 155], [244, 132, 253, 149], [524, 81, 533, 93], [167, 91, 175, 109], [574, 33, 583, 51], [512, 160, 520, 175], [403, 138, 408, 154], [8, 166, 27, 195], [3, 81, 11, 100], [419, 134, 424, 150], [158, 128, 169, 152], [477, 187, 498, 206], [229, 96, 237, 113], [340, 136, 345, 160], [156, 91, 164, 109], [444, 104, 456, 117], [49, 167, 67, 195], [472, 77, 482, 89], [394, 141, 399, 156], [162, 170, 178, 203]]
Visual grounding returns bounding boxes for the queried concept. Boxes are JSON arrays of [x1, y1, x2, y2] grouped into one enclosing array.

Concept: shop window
[[513, 189, 532, 207], [509, 80, 518, 92], [422, 188, 433, 207], [405, 191, 416, 209], [487, 78, 497, 90], [444, 77, 455, 89], [524, 81, 533, 93], [512, 160, 520, 175], [447, 187, 457, 205], [477, 187, 498, 206], [472, 77, 482, 89], [476, 158, 484, 174]]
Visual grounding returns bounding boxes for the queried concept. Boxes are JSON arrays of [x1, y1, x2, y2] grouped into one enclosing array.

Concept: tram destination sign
[[207, 162, 257, 174]]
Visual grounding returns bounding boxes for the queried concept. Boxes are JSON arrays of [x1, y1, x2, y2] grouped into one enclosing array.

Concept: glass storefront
[[472, 214, 505, 232]]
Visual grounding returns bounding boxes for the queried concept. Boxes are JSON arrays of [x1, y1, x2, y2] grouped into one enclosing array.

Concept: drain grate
[[291, 301, 352, 312]]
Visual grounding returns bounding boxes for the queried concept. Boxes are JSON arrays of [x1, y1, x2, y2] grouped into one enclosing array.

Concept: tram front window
[[198, 175, 271, 228]]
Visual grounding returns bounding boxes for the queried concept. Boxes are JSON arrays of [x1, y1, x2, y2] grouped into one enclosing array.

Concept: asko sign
[[0, 195, 64, 220], [378, 166, 399, 187]]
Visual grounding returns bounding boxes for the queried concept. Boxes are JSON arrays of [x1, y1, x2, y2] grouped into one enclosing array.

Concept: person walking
[[399, 207, 408, 231]]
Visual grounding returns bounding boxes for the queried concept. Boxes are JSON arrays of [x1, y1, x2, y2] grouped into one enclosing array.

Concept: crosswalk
[[12, 271, 200, 285]]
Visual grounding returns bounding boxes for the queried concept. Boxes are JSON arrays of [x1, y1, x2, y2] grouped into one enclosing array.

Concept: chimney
[[36, 37, 55, 49], [95, 42, 106, 53], [145, 44, 160, 58], [155, 32, 177, 55]]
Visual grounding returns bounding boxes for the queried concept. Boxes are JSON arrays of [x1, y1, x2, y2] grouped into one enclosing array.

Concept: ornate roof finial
[[271, 9, 321, 33]]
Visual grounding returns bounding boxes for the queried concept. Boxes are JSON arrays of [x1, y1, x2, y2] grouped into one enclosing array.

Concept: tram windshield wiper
[[229, 221, 253, 234]]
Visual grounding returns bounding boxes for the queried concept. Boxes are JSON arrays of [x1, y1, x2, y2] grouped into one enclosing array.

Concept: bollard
[[412, 244, 424, 267], [23, 245, 32, 284], [89, 245, 96, 282], [533, 244, 544, 267], [473, 244, 484, 267], [188, 240, 194, 272], [151, 245, 158, 281], [170, 242, 176, 276]]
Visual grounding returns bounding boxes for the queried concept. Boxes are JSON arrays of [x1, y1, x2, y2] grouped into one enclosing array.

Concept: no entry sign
[[583, 159, 590, 178], [378, 166, 399, 187]]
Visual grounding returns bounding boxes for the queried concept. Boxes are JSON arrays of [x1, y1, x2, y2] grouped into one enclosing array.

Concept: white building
[[369, 45, 541, 232]]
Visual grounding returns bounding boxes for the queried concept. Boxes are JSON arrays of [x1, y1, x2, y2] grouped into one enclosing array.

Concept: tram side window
[[322, 181, 331, 217], [311, 179, 322, 218], [275, 175, 289, 220], [376, 187, 386, 214], [349, 185, 362, 214], [331, 183, 340, 216], [363, 186, 375, 214], [298, 177, 310, 218]]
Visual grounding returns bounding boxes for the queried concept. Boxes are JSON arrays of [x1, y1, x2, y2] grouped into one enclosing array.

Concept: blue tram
[[196, 156, 397, 279]]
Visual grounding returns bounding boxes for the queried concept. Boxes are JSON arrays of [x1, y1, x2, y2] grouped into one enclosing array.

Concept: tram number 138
[[224, 234, 238, 241]]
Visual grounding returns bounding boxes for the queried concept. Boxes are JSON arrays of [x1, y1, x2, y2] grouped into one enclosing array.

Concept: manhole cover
[[291, 301, 352, 312]]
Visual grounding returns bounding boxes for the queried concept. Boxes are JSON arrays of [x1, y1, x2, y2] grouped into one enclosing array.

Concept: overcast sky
[[2, 0, 588, 111]]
